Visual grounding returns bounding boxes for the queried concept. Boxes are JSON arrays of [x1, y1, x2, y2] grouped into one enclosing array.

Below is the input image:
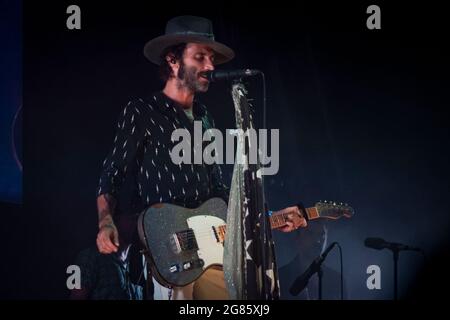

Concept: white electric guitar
[[137, 197, 354, 287]]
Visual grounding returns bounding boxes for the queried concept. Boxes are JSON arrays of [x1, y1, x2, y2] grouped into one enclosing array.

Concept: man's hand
[[273, 206, 307, 232], [96, 223, 119, 254], [96, 194, 119, 254]]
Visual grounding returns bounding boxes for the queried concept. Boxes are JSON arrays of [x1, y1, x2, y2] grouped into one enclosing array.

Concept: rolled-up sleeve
[[97, 101, 145, 198]]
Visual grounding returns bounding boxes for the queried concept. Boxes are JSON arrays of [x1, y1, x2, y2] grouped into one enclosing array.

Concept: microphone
[[364, 237, 421, 252], [202, 69, 261, 82], [289, 242, 338, 296]]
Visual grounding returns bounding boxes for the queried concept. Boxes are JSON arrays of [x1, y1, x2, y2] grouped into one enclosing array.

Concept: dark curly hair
[[159, 43, 187, 82]]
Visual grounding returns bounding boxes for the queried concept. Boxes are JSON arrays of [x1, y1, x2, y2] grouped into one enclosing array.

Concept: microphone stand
[[317, 265, 323, 300], [365, 238, 425, 300], [289, 242, 338, 299], [230, 78, 278, 299]]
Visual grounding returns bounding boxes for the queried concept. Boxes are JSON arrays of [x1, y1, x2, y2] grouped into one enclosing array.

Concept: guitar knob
[[183, 262, 192, 270]]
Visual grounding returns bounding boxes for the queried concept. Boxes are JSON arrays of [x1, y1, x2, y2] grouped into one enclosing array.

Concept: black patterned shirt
[[97, 91, 229, 211]]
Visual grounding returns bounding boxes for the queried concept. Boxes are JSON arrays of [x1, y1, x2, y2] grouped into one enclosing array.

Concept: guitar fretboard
[[269, 207, 319, 229], [216, 207, 320, 235]]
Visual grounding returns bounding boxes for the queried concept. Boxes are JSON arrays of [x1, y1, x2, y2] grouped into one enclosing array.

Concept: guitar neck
[[216, 200, 352, 234], [269, 207, 319, 229]]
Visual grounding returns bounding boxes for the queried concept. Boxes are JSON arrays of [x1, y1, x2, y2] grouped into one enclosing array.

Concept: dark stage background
[[0, 0, 22, 204], [4, 1, 448, 299]]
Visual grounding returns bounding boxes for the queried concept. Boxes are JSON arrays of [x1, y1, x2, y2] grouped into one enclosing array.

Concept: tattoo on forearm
[[104, 193, 117, 213], [97, 193, 117, 228], [98, 209, 111, 223]]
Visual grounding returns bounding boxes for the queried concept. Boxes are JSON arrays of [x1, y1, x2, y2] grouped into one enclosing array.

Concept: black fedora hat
[[144, 15, 235, 65]]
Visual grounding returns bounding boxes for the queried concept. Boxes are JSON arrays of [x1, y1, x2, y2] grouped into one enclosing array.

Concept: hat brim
[[143, 34, 235, 65]]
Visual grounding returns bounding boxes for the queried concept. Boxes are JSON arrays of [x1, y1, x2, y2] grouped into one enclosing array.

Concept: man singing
[[95, 15, 306, 300]]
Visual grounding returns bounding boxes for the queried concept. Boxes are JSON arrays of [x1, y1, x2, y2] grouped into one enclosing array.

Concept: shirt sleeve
[[97, 100, 145, 198]]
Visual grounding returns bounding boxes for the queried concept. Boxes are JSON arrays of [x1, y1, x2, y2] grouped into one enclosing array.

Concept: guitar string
[[173, 219, 297, 243], [167, 212, 348, 246], [174, 223, 298, 244], [171, 212, 312, 242], [173, 211, 349, 241], [174, 211, 329, 240], [174, 217, 286, 240], [174, 214, 288, 238]]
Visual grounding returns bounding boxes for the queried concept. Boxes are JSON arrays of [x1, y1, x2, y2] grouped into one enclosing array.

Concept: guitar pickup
[[170, 233, 182, 254], [170, 229, 199, 253]]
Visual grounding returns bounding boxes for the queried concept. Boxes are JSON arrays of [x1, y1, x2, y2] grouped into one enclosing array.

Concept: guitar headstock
[[314, 200, 355, 220]]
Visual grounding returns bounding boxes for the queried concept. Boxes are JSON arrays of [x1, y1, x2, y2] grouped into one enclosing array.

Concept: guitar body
[[137, 197, 354, 288], [138, 197, 228, 288]]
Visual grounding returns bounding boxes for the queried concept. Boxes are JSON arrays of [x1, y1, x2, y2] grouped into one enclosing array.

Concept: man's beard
[[177, 61, 209, 92]]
